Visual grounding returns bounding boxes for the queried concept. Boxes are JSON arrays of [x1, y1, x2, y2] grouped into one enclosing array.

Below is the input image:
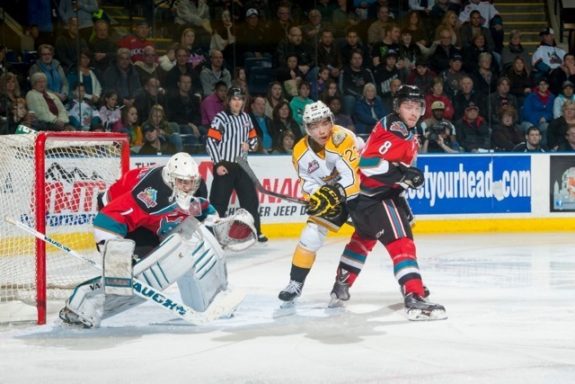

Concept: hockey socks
[[336, 232, 377, 286], [385, 237, 425, 297]]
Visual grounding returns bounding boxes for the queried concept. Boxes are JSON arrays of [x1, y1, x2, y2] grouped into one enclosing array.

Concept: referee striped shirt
[[206, 110, 259, 164]]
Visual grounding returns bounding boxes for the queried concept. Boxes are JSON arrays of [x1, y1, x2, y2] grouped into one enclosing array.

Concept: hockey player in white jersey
[[278, 101, 363, 303], [59, 153, 256, 327]]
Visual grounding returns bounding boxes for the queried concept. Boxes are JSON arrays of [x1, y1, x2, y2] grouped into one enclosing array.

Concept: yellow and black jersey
[[292, 125, 361, 201]]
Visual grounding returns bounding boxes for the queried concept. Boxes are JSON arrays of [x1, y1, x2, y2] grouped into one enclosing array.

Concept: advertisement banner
[[132, 155, 305, 223], [405, 155, 532, 214], [550, 155, 575, 212], [132, 154, 533, 220]]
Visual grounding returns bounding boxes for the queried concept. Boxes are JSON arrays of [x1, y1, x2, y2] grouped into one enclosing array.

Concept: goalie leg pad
[[101, 221, 223, 320], [102, 230, 214, 320], [64, 217, 230, 324], [103, 239, 135, 296], [177, 223, 228, 312], [61, 277, 106, 328]]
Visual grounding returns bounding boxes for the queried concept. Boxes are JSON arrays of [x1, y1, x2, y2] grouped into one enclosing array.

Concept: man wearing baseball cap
[[532, 27, 567, 82], [553, 80, 575, 118], [117, 18, 154, 63], [421, 100, 460, 153], [454, 101, 491, 152], [441, 51, 465, 98], [374, 49, 400, 95]]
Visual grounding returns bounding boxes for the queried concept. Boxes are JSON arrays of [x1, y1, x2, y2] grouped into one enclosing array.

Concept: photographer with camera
[[421, 101, 461, 153]]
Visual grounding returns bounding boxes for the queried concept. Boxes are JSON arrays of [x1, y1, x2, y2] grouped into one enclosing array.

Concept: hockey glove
[[307, 184, 346, 217], [397, 166, 424, 190]]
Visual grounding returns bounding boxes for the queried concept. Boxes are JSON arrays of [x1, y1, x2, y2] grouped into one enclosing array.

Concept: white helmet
[[302, 101, 333, 134], [161, 152, 201, 211]]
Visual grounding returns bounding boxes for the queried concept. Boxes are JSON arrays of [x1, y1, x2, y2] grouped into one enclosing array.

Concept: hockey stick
[[5, 216, 242, 326], [236, 156, 308, 205], [236, 156, 356, 227]]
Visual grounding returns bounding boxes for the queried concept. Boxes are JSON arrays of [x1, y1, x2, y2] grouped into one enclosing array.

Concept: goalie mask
[[162, 153, 201, 211], [302, 101, 334, 136]]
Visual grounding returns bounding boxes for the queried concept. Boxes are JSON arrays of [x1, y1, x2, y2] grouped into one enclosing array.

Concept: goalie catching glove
[[397, 166, 424, 190], [211, 208, 257, 251], [307, 184, 346, 217]]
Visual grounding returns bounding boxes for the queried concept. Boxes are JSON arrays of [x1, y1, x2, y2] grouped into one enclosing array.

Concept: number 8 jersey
[[358, 114, 419, 197]]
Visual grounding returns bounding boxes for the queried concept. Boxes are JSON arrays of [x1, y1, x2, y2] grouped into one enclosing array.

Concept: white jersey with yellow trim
[[292, 125, 361, 201]]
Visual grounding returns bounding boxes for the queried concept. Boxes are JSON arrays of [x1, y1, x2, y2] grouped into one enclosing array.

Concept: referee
[[206, 87, 268, 242]]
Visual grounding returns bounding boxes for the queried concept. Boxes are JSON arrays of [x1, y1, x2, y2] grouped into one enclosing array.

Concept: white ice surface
[[1, 233, 574, 384]]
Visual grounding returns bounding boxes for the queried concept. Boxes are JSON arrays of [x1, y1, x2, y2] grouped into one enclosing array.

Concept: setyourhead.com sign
[[407, 155, 532, 214]]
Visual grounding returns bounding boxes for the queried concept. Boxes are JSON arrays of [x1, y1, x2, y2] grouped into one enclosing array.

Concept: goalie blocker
[[61, 211, 256, 327]]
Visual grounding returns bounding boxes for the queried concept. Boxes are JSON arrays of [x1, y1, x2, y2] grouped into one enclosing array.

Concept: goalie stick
[[5, 216, 243, 326]]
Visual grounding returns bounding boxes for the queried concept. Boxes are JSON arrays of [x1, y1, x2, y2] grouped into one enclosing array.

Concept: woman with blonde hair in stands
[[0, 72, 21, 117], [142, 104, 182, 151], [434, 10, 461, 48], [179, 27, 208, 70], [401, 10, 430, 51], [175, 0, 212, 49]]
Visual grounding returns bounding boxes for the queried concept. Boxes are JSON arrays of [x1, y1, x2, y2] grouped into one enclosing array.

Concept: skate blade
[[59, 309, 95, 328], [273, 300, 296, 318], [406, 308, 448, 321], [328, 293, 345, 308]]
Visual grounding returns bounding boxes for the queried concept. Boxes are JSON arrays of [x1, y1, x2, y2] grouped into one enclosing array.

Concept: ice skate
[[59, 307, 94, 328], [404, 292, 447, 321], [328, 270, 351, 308], [278, 280, 303, 303], [401, 284, 431, 298]]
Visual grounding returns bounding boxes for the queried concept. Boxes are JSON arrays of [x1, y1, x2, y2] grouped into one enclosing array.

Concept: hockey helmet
[[393, 85, 425, 116], [162, 152, 201, 211], [302, 101, 333, 134], [227, 86, 246, 100]]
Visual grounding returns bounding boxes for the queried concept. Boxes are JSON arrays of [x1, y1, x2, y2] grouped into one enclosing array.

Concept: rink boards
[[132, 153, 575, 237]]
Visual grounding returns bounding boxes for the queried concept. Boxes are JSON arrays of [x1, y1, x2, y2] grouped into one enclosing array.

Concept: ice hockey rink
[[1, 232, 574, 384]]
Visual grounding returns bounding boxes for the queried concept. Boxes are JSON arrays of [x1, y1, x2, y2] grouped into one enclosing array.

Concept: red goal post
[[0, 132, 130, 324]]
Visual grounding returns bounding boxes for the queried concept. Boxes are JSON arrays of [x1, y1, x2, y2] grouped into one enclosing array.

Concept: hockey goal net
[[0, 132, 130, 324]]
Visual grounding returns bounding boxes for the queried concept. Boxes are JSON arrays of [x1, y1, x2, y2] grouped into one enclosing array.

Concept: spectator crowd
[[1, 0, 575, 154]]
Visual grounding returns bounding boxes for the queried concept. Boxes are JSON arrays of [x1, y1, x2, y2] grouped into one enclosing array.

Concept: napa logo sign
[[407, 155, 532, 214]]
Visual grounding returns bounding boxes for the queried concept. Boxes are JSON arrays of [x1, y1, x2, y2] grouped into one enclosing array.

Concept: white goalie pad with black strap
[[175, 216, 229, 312], [63, 217, 229, 325]]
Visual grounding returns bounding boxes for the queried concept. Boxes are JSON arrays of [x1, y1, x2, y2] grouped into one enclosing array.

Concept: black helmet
[[227, 86, 246, 99], [393, 85, 425, 115]]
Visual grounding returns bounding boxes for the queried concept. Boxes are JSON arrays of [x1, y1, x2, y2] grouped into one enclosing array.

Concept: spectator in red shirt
[[117, 19, 154, 63]]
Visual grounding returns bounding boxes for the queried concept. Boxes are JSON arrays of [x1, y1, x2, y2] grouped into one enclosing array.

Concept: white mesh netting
[[0, 133, 127, 317]]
